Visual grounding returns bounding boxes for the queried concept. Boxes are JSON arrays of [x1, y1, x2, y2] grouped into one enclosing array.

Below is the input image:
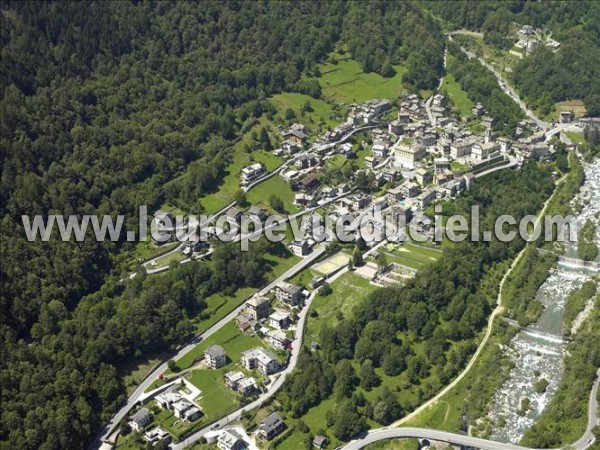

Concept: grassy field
[[187, 368, 239, 420], [549, 99, 587, 121], [365, 439, 420, 450], [246, 175, 299, 214], [564, 131, 585, 145], [309, 51, 406, 103], [176, 320, 263, 371], [450, 160, 470, 172], [193, 287, 257, 333], [132, 240, 178, 263], [440, 69, 473, 117], [384, 242, 442, 270], [150, 249, 187, 269], [270, 92, 342, 131], [305, 272, 379, 349], [200, 121, 283, 215]]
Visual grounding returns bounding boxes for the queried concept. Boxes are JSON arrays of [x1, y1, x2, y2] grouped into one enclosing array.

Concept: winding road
[[90, 245, 326, 449], [343, 368, 600, 450]]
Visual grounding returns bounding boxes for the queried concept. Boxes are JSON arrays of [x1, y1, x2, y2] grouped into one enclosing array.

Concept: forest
[[447, 42, 524, 136], [0, 2, 445, 448], [424, 0, 600, 115], [277, 163, 555, 439]]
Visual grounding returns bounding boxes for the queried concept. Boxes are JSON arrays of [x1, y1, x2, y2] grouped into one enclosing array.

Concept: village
[[113, 90, 595, 450]]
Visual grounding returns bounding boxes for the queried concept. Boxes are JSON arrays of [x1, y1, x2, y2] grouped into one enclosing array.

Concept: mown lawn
[[176, 320, 263, 371], [270, 92, 342, 131], [385, 241, 441, 270], [440, 70, 473, 117], [151, 249, 186, 269], [308, 51, 406, 103], [188, 368, 239, 420], [133, 240, 178, 262], [246, 175, 299, 214]]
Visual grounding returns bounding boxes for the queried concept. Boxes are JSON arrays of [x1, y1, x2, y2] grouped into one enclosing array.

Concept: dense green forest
[[447, 42, 524, 136], [278, 164, 555, 439], [563, 280, 597, 336], [424, 0, 600, 115], [0, 2, 446, 448], [341, 2, 445, 89]]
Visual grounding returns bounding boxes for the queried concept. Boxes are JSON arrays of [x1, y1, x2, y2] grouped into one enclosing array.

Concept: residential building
[[265, 329, 290, 350], [313, 435, 328, 449], [472, 103, 485, 116], [414, 168, 432, 186], [296, 172, 319, 191], [388, 120, 403, 136], [129, 408, 152, 432], [350, 194, 371, 211], [398, 111, 411, 124], [450, 139, 474, 159], [274, 281, 302, 307], [434, 157, 450, 172], [224, 371, 245, 390], [386, 186, 404, 204], [283, 124, 308, 145], [155, 387, 181, 410], [414, 188, 437, 209], [144, 427, 171, 446], [289, 239, 311, 256], [432, 94, 447, 107], [205, 345, 226, 369], [400, 181, 421, 198], [225, 207, 242, 223], [237, 377, 258, 396], [218, 429, 247, 450], [246, 295, 270, 321], [241, 163, 264, 184], [241, 348, 280, 375], [247, 206, 266, 221], [258, 413, 286, 440], [171, 399, 202, 422], [236, 315, 251, 332], [372, 141, 389, 159], [394, 142, 426, 169], [381, 168, 400, 183], [268, 310, 291, 330]]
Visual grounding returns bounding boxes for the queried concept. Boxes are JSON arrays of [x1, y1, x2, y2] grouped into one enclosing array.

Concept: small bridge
[[557, 255, 600, 272], [502, 317, 572, 344], [536, 248, 600, 272]]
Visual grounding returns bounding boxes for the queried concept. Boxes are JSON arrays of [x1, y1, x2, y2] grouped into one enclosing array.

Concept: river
[[487, 157, 599, 443]]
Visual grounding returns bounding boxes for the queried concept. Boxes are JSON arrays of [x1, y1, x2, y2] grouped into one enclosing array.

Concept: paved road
[[447, 31, 548, 131], [90, 246, 327, 449], [343, 427, 531, 450], [473, 156, 518, 179], [172, 289, 318, 449], [572, 368, 600, 450], [172, 242, 388, 449], [388, 173, 566, 429], [343, 368, 600, 450]]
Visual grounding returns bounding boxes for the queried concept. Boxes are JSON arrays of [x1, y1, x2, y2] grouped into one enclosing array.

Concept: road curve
[[343, 427, 531, 450], [388, 174, 564, 429], [89, 246, 326, 449], [172, 241, 389, 449], [343, 368, 600, 450]]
